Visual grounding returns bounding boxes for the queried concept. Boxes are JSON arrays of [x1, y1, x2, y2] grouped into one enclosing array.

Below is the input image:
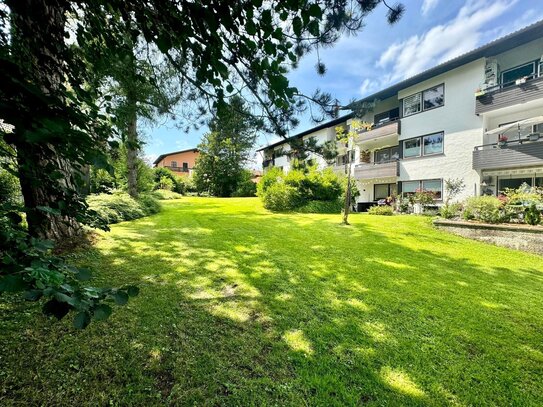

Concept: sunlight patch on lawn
[[381, 367, 425, 398], [363, 321, 394, 343], [480, 300, 509, 310], [367, 258, 416, 270], [283, 329, 314, 356], [209, 300, 256, 323]]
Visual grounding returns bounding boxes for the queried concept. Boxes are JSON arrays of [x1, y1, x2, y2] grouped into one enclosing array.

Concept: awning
[[485, 116, 543, 135]]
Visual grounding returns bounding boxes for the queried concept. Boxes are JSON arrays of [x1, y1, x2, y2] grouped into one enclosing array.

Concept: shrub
[[367, 205, 394, 216], [257, 167, 284, 197], [137, 194, 162, 215], [462, 196, 503, 223], [87, 191, 161, 225], [0, 168, 21, 205], [414, 190, 436, 207], [262, 183, 304, 212], [524, 203, 541, 226], [297, 199, 342, 213], [158, 176, 175, 191], [232, 169, 257, 197], [151, 189, 183, 200], [439, 203, 462, 219]]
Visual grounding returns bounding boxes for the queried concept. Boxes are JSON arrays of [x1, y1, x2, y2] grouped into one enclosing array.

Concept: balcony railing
[[354, 160, 399, 180], [473, 137, 543, 170], [164, 166, 189, 173], [356, 119, 400, 143], [475, 74, 543, 114]]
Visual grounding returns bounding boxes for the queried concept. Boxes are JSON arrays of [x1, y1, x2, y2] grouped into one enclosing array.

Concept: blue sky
[[142, 0, 543, 166]]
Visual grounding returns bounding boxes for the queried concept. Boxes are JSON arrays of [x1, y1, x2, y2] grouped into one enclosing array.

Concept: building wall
[[494, 37, 543, 73], [156, 150, 199, 176], [398, 59, 485, 202]]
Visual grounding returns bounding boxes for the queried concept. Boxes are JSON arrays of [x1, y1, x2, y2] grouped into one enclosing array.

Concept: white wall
[[398, 59, 485, 202], [494, 37, 543, 73]]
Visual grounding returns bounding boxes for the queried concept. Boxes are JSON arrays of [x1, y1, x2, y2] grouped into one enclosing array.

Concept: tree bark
[[342, 158, 352, 225], [7, 0, 81, 241], [125, 99, 139, 198]]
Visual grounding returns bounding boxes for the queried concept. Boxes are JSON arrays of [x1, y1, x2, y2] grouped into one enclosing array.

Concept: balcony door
[[374, 183, 397, 200]]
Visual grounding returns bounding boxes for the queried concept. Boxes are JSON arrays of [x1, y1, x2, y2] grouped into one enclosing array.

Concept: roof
[[256, 114, 352, 152], [153, 148, 199, 165], [257, 19, 543, 152], [356, 19, 543, 103]]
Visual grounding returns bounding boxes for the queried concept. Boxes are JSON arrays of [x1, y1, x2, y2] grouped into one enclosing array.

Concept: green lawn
[[2, 197, 543, 406]]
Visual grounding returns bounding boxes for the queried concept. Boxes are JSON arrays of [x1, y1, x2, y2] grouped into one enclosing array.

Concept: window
[[423, 132, 444, 155], [403, 93, 422, 116], [402, 84, 445, 116], [422, 179, 442, 200], [171, 161, 177, 168], [403, 132, 444, 158], [374, 183, 397, 200], [182, 162, 189, 172], [401, 179, 442, 200], [401, 181, 419, 196], [423, 84, 444, 110], [498, 177, 533, 192], [403, 138, 421, 158], [374, 146, 399, 163], [336, 151, 355, 166], [374, 107, 400, 124], [501, 61, 536, 87]]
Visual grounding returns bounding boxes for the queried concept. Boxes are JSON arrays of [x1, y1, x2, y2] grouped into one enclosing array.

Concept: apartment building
[[258, 20, 543, 210], [153, 148, 199, 176]]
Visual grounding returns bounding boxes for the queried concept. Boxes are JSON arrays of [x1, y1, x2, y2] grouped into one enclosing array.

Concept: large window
[[403, 93, 422, 116], [170, 161, 177, 168], [501, 61, 537, 87], [401, 179, 442, 200], [403, 138, 421, 158], [403, 132, 444, 158], [423, 84, 444, 110], [403, 84, 444, 116], [182, 162, 189, 172], [374, 183, 397, 200], [374, 146, 399, 163], [423, 132, 444, 155]]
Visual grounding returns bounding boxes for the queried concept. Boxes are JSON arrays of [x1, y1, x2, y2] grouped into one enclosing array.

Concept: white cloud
[[421, 0, 440, 16], [377, 0, 515, 83], [359, 78, 380, 96]]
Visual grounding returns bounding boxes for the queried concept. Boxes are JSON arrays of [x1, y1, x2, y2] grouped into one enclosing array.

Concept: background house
[[153, 148, 199, 176]]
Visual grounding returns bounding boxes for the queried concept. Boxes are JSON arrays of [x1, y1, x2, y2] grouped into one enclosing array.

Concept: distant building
[[153, 148, 199, 176]]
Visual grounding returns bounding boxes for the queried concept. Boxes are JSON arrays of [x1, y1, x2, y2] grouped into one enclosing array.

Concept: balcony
[[357, 119, 400, 144], [354, 160, 399, 180], [475, 74, 543, 115], [164, 165, 189, 173], [473, 138, 543, 170], [263, 159, 274, 168]]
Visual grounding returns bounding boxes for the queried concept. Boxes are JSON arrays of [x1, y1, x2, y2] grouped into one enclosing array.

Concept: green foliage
[[262, 183, 303, 212], [258, 166, 344, 212], [151, 189, 183, 200], [86, 192, 160, 225], [502, 183, 543, 206], [0, 210, 138, 329], [0, 168, 21, 205], [367, 205, 394, 215], [89, 168, 116, 194], [414, 190, 436, 207], [439, 203, 462, 219], [524, 203, 541, 226], [194, 97, 259, 197], [297, 199, 342, 213], [444, 178, 465, 204], [232, 170, 257, 197], [463, 196, 504, 223], [158, 176, 175, 191]]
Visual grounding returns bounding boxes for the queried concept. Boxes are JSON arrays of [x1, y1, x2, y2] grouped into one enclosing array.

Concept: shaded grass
[[1, 197, 543, 406]]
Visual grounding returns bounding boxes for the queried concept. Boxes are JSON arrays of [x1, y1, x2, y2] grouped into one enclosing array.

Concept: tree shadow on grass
[[1, 202, 543, 406]]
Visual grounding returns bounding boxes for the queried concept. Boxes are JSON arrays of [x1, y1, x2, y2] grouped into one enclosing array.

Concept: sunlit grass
[[1, 196, 543, 406]]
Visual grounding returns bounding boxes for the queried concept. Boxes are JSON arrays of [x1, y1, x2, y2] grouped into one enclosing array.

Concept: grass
[[1, 197, 543, 406]]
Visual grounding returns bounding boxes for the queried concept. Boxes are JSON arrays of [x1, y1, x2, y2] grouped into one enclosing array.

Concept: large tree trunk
[[125, 101, 139, 198], [7, 0, 81, 241], [342, 160, 352, 225]]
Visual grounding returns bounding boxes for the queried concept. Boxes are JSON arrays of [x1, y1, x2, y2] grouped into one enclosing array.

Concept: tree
[[335, 120, 371, 225], [194, 96, 261, 197]]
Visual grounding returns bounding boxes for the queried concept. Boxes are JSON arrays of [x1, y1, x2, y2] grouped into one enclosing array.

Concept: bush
[[151, 189, 183, 200], [158, 176, 175, 191], [525, 203, 541, 226], [439, 203, 462, 219], [262, 183, 304, 212], [257, 167, 284, 197], [232, 169, 257, 197], [462, 196, 503, 223], [0, 168, 21, 205], [367, 205, 394, 216], [297, 199, 342, 213], [87, 191, 161, 225]]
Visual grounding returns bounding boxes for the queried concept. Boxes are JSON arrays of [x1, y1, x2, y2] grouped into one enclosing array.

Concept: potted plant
[[474, 88, 486, 97], [515, 76, 528, 85], [360, 149, 371, 163], [498, 135, 508, 147]]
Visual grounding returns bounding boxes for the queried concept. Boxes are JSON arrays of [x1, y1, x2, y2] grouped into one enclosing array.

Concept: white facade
[[259, 23, 543, 209]]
